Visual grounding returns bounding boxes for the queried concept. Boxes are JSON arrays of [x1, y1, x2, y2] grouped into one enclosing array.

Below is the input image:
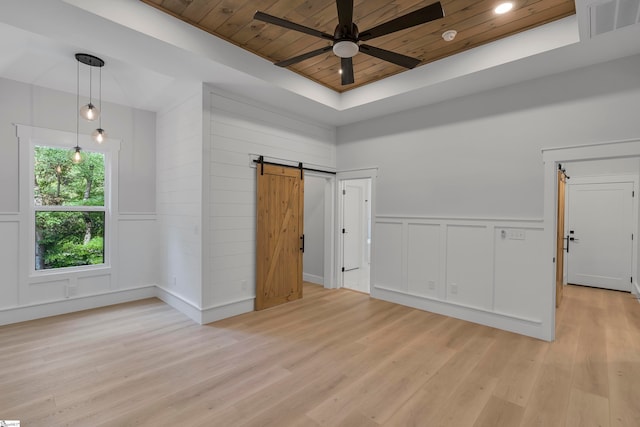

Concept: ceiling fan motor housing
[[334, 22, 358, 40], [333, 23, 359, 58]]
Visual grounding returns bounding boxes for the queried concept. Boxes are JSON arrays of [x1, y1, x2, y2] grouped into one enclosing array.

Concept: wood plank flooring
[[1, 283, 639, 426]]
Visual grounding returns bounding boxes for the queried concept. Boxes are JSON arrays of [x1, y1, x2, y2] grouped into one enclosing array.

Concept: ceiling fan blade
[[336, 0, 354, 31], [341, 57, 354, 85], [359, 44, 421, 69], [254, 11, 334, 40], [359, 2, 444, 41], [275, 46, 333, 67]]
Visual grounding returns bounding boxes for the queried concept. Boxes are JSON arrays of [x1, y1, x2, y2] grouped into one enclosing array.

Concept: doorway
[[543, 144, 640, 341], [564, 174, 636, 292], [339, 178, 372, 293]]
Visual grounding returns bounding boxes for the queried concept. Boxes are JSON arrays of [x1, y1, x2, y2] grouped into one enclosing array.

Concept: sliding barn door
[[256, 163, 304, 310]]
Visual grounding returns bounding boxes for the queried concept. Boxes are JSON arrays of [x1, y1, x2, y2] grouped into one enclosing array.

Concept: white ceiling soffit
[[1, 0, 640, 126], [61, 0, 581, 111]]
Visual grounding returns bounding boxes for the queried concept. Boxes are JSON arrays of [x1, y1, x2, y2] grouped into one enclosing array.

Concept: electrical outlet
[[241, 280, 248, 291], [428, 280, 435, 290], [507, 229, 526, 240], [172, 276, 177, 287], [450, 283, 458, 295]]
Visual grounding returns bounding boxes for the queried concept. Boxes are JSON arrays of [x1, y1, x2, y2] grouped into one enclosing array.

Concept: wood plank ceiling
[[140, 0, 576, 92]]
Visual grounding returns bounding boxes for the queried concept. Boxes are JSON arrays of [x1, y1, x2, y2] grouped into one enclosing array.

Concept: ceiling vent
[[589, 0, 640, 37]]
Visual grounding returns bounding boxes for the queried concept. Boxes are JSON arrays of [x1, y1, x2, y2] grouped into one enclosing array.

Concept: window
[[33, 146, 106, 270], [17, 125, 119, 275]]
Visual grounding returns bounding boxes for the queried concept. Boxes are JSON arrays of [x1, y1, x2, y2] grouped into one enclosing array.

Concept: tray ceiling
[[140, 0, 576, 92]]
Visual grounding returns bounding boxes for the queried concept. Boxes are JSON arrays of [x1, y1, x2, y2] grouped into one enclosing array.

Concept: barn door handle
[[565, 236, 570, 253], [300, 234, 305, 253]]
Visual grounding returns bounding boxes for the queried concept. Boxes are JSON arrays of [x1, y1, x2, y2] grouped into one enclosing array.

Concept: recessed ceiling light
[[442, 30, 457, 42], [494, 2, 514, 14]]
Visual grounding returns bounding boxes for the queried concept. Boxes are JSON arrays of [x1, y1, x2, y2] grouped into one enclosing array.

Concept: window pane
[[34, 146, 105, 206], [35, 211, 105, 270]]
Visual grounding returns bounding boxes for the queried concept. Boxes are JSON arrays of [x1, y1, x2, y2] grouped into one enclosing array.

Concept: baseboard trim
[[155, 286, 255, 324], [303, 273, 324, 286], [201, 297, 254, 324], [154, 286, 202, 323], [372, 285, 548, 341], [0, 285, 156, 326]]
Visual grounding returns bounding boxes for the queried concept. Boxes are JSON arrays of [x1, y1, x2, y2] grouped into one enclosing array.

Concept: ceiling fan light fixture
[[333, 40, 359, 58], [494, 2, 514, 14]]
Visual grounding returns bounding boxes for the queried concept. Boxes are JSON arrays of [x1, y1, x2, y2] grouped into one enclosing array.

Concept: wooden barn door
[[256, 163, 304, 310]]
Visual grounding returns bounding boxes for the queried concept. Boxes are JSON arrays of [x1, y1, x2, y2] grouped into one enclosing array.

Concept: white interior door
[[343, 183, 362, 271], [567, 181, 633, 291]]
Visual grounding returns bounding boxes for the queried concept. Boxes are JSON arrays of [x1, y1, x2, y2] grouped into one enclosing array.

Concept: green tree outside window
[[34, 146, 106, 270]]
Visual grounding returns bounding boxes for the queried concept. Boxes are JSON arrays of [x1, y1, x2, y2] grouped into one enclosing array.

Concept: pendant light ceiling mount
[[75, 53, 105, 68]]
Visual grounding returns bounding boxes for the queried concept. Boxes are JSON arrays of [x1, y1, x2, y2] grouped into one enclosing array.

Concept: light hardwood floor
[[1, 283, 639, 426]]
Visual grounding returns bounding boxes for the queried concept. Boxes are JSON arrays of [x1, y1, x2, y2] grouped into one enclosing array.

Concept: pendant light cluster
[[73, 53, 106, 164]]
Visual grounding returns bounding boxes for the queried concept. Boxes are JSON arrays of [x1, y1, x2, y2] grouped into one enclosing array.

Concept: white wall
[[0, 77, 157, 325], [205, 88, 336, 321], [155, 86, 204, 319], [337, 54, 640, 340], [304, 175, 325, 284]]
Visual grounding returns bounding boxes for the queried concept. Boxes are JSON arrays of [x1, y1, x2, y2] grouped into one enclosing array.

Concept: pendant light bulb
[[92, 128, 107, 144], [72, 147, 83, 164], [80, 103, 100, 121]]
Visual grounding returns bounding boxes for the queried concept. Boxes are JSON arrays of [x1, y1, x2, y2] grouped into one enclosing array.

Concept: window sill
[[29, 265, 112, 281]]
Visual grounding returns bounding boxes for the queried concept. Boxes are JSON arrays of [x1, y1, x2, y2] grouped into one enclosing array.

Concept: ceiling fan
[[253, 0, 444, 86]]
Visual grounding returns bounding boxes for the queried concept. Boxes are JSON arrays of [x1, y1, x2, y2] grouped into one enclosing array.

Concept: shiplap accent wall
[[373, 216, 546, 338], [205, 88, 336, 316], [155, 89, 204, 317]]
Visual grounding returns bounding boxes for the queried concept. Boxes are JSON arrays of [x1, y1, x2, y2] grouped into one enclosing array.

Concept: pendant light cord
[[88, 61, 93, 105], [98, 65, 102, 129], [76, 58, 80, 149]]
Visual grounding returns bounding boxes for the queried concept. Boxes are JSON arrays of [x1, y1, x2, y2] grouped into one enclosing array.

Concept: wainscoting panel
[[373, 221, 404, 291], [446, 224, 493, 310], [493, 226, 546, 320], [26, 278, 70, 304], [406, 223, 440, 298], [0, 218, 19, 308], [372, 216, 546, 339], [76, 274, 112, 296]]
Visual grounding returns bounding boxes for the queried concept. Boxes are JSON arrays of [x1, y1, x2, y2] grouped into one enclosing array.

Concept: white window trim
[[16, 124, 120, 279]]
